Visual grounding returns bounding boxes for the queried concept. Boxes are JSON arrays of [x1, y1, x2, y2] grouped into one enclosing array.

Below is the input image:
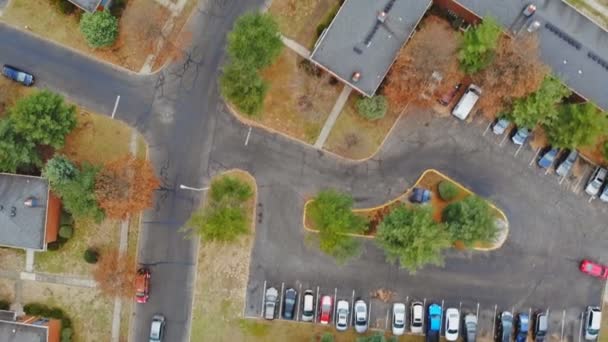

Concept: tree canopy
[[545, 103, 608, 149], [509, 75, 571, 128], [227, 12, 283, 69], [458, 17, 502, 74], [0, 119, 40, 173], [42, 155, 78, 188], [442, 196, 497, 247], [220, 62, 268, 116], [308, 189, 367, 263], [376, 206, 451, 273], [356, 96, 388, 120], [9, 90, 76, 149], [93, 248, 136, 299], [80, 10, 119, 48]]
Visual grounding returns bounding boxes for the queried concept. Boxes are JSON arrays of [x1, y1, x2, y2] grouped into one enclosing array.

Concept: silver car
[[584, 306, 601, 340], [354, 300, 368, 333], [585, 167, 607, 196], [336, 300, 349, 331], [555, 150, 578, 178], [264, 287, 278, 320], [410, 301, 424, 333], [149, 315, 165, 342], [465, 313, 477, 342]]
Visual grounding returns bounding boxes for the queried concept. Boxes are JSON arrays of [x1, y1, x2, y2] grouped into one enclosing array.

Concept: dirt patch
[[21, 281, 113, 342], [0, 279, 16, 302], [0, 248, 25, 272]]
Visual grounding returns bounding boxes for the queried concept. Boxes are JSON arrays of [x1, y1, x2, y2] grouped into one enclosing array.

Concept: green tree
[[438, 181, 459, 201], [509, 75, 571, 128], [43, 155, 78, 188], [210, 176, 254, 205], [0, 119, 40, 173], [356, 95, 388, 120], [545, 103, 608, 149], [220, 62, 268, 116], [308, 190, 367, 263], [320, 333, 335, 342], [458, 17, 502, 74], [227, 12, 283, 69], [80, 10, 119, 48], [376, 206, 451, 273], [442, 196, 497, 247], [9, 91, 76, 149], [52, 162, 105, 222]]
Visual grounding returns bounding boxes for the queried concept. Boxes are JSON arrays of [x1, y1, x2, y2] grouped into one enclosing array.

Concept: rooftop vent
[[377, 11, 387, 23], [352, 72, 361, 83], [24, 197, 40, 208]]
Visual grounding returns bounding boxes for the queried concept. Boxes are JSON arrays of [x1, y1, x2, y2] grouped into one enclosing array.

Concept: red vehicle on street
[[319, 295, 333, 325], [580, 260, 608, 279], [135, 267, 151, 303]]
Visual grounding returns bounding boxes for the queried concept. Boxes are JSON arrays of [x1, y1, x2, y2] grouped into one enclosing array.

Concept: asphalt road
[[1, 0, 607, 341]]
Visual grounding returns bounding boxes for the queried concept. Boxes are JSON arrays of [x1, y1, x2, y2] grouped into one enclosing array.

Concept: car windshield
[[448, 328, 457, 334], [16, 73, 26, 82]]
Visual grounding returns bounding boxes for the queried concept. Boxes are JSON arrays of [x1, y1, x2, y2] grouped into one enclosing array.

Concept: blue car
[[2, 65, 34, 86], [427, 304, 442, 342], [516, 313, 529, 342], [537, 148, 559, 169], [511, 127, 530, 145]]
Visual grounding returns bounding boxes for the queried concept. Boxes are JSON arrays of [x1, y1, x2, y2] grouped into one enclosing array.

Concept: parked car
[[392, 303, 406, 336], [585, 167, 608, 196], [465, 313, 477, 342], [584, 306, 602, 340], [427, 304, 442, 342], [580, 259, 608, 279], [438, 83, 462, 106], [335, 300, 349, 331], [149, 314, 165, 342], [410, 187, 431, 204], [135, 267, 151, 303], [264, 287, 278, 320], [511, 127, 530, 145], [301, 289, 315, 322], [555, 150, 578, 178], [493, 118, 510, 135], [499, 311, 513, 342], [534, 312, 548, 342], [523, 4, 537, 17], [452, 84, 482, 120], [2, 65, 34, 86], [319, 295, 333, 325], [538, 148, 559, 169], [354, 300, 368, 334], [516, 313, 529, 342], [445, 308, 460, 341], [283, 288, 297, 320], [527, 20, 541, 32], [411, 301, 424, 334]]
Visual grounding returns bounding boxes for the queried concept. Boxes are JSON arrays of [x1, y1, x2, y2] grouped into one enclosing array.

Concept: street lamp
[[179, 184, 209, 191]]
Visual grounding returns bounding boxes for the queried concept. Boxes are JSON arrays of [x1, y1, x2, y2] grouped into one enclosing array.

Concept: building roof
[[0, 319, 48, 342], [0, 174, 49, 250], [310, 0, 432, 96], [67, 0, 103, 12], [452, 0, 608, 110]]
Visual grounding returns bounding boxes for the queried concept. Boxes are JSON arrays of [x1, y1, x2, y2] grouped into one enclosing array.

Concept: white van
[[452, 84, 482, 120], [301, 289, 314, 322]]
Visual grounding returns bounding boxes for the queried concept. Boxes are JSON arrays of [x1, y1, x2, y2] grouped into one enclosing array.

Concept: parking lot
[[250, 279, 594, 342]]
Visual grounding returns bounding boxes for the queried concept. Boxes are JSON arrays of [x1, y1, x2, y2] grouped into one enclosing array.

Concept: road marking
[[515, 143, 525, 157], [260, 281, 267, 318], [578, 311, 583, 342], [483, 121, 492, 136], [588, 195, 595, 203], [385, 308, 390, 330], [492, 305, 497, 339], [368, 299, 372, 329], [314, 286, 319, 323], [279, 282, 285, 319], [499, 131, 510, 146], [296, 283, 302, 321], [245, 126, 252, 146], [111, 95, 121, 119], [459, 301, 462, 313], [423, 298, 427, 333], [559, 174, 567, 185], [440, 300, 444, 336], [333, 288, 337, 325], [476, 303, 479, 318], [350, 290, 355, 325], [529, 148, 541, 166], [560, 310, 566, 342]]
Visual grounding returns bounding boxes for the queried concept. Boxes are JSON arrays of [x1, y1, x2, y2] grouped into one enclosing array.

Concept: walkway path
[[19, 272, 96, 288], [314, 85, 352, 148], [281, 35, 311, 59]]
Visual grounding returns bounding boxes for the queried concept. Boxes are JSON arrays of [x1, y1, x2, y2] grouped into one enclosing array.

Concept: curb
[[302, 169, 510, 251]]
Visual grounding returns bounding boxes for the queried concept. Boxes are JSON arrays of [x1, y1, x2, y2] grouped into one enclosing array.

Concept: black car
[[282, 288, 297, 319], [2, 65, 34, 86]]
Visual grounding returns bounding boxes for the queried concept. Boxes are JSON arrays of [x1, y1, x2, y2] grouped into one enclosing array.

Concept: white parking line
[[440, 300, 444, 336], [111, 95, 121, 119], [423, 298, 427, 332], [459, 301, 462, 313], [368, 300, 372, 328], [578, 311, 583, 342], [279, 282, 285, 319], [515, 143, 525, 157], [350, 290, 355, 325], [385, 309, 390, 330], [296, 283, 302, 321], [483, 121, 492, 136], [560, 310, 566, 342], [499, 131, 510, 146], [491, 305, 497, 339], [333, 288, 337, 325], [244, 126, 252, 146], [476, 303, 479, 318], [314, 286, 319, 323], [559, 174, 567, 185], [529, 148, 541, 166], [588, 196, 595, 203], [261, 280, 267, 318]]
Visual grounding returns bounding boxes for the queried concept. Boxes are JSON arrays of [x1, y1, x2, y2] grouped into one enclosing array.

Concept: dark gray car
[[282, 288, 297, 320], [465, 313, 477, 342], [499, 311, 513, 342]]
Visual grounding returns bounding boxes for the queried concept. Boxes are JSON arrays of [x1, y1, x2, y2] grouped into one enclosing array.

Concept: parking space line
[[368, 300, 372, 329], [491, 305, 497, 339], [279, 282, 285, 319], [350, 290, 355, 325], [529, 148, 541, 166], [296, 283, 302, 321], [476, 302, 479, 318], [423, 298, 427, 333], [333, 288, 337, 325], [499, 131, 509, 146], [588, 196, 595, 203], [459, 301, 462, 313], [440, 300, 444, 336], [560, 310, 565, 342], [483, 121, 492, 136], [559, 174, 567, 185], [385, 309, 390, 330], [578, 312, 583, 342], [514, 143, 525, 157], [314, 286, 319, 323], [261, 281, 267, 318]]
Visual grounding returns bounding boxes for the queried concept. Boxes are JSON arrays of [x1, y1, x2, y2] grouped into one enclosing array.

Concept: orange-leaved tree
[[93, 248, 136, 298], [95, 155, 160, 219]]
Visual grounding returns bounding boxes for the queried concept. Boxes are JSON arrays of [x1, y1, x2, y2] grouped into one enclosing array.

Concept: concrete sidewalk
[[19, 272, 97, 288], [314, 85, 352, 148], [281, 35, 311, 59]]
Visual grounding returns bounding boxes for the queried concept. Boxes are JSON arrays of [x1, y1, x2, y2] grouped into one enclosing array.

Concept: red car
[[580, 260, 608, 279], [319, 295, 333, 325], [135, 267, 151, 303]]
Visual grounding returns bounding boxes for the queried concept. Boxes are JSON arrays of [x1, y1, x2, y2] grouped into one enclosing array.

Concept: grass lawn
[[255, 49, 341, 144], [21, 281, 113, 342], [325, 95, 402, 159], [269, 0, 342, 49], [566, 0, 608, 28], [0, 278, 16, 302], [0, 248, 25, 273], [1, 0, 195, 72]]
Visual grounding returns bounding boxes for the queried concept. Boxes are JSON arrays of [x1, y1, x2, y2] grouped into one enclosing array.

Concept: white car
[[445, 308, 460, 341], [585, 167, 607, 196], [336, 300, 349, 331], [392, 303, 406, 335], [410, 301, 424, 333], [584, 306, 601, 340], [354, 300, 368, 333], [149, 315, 165, 342]]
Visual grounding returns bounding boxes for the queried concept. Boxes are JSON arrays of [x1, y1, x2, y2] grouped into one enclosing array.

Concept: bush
[[80, 10, 119, 48], [442, 196, 498, 247], [60, 210, 74, 226], [47, 241, 61, 251], [58, 225, 74, 239], [58, 0, 77, 14], [227, 12, 283, 70], [220, 62, 268, 116], [84, 248, 99, 264], [0, 299, 10, 310], [210, 176, 253, 204], [48, 307, 66, 319], [24, 303, 49, 316], [316, 4, 340, 39], [61, 327, 73, 342], [356, 96, 388, 120], [438, 181, 459, 201]]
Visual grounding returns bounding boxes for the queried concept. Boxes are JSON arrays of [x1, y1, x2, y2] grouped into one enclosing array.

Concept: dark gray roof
[[453, 0, 608, 110], [0, 311, 16, 322], [0, 320, 47, 342], [67, 0, 103, 12], [0, 174, 49, 250], [310, 0, 432, 96]]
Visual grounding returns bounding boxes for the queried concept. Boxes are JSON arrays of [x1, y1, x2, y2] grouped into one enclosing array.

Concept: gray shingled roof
[[67, 0, 103, 12], [0, 174, 49, 250], [453, 0, 608, 110], [0, 320, 47, 342], [310, 0, 432, 96]]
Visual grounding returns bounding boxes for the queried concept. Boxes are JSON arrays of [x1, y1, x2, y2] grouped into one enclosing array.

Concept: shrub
[[58, 0, 77, 14], [61, 327, 73, 342], [48, 307, 66, 319], [438, 181, 459, 201], [84, 248, 99, 264], [356, 96, 388, 120], [442, 196, 498, 247], [80, 10, 119, 48], [220, 62, 268, 116], [24, 303, 48, 316], [316, 4, 340, 39], [60, 210, 74, 226], [227, 12, 283, 69], [210, 176, 253, 204], [0, 299, 9, 310], [58, 225, 74, 239], [47, 242, 61, 251]]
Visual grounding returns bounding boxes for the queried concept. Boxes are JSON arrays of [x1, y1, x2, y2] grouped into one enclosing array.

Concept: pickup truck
[[427, 304, 442, 342]]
